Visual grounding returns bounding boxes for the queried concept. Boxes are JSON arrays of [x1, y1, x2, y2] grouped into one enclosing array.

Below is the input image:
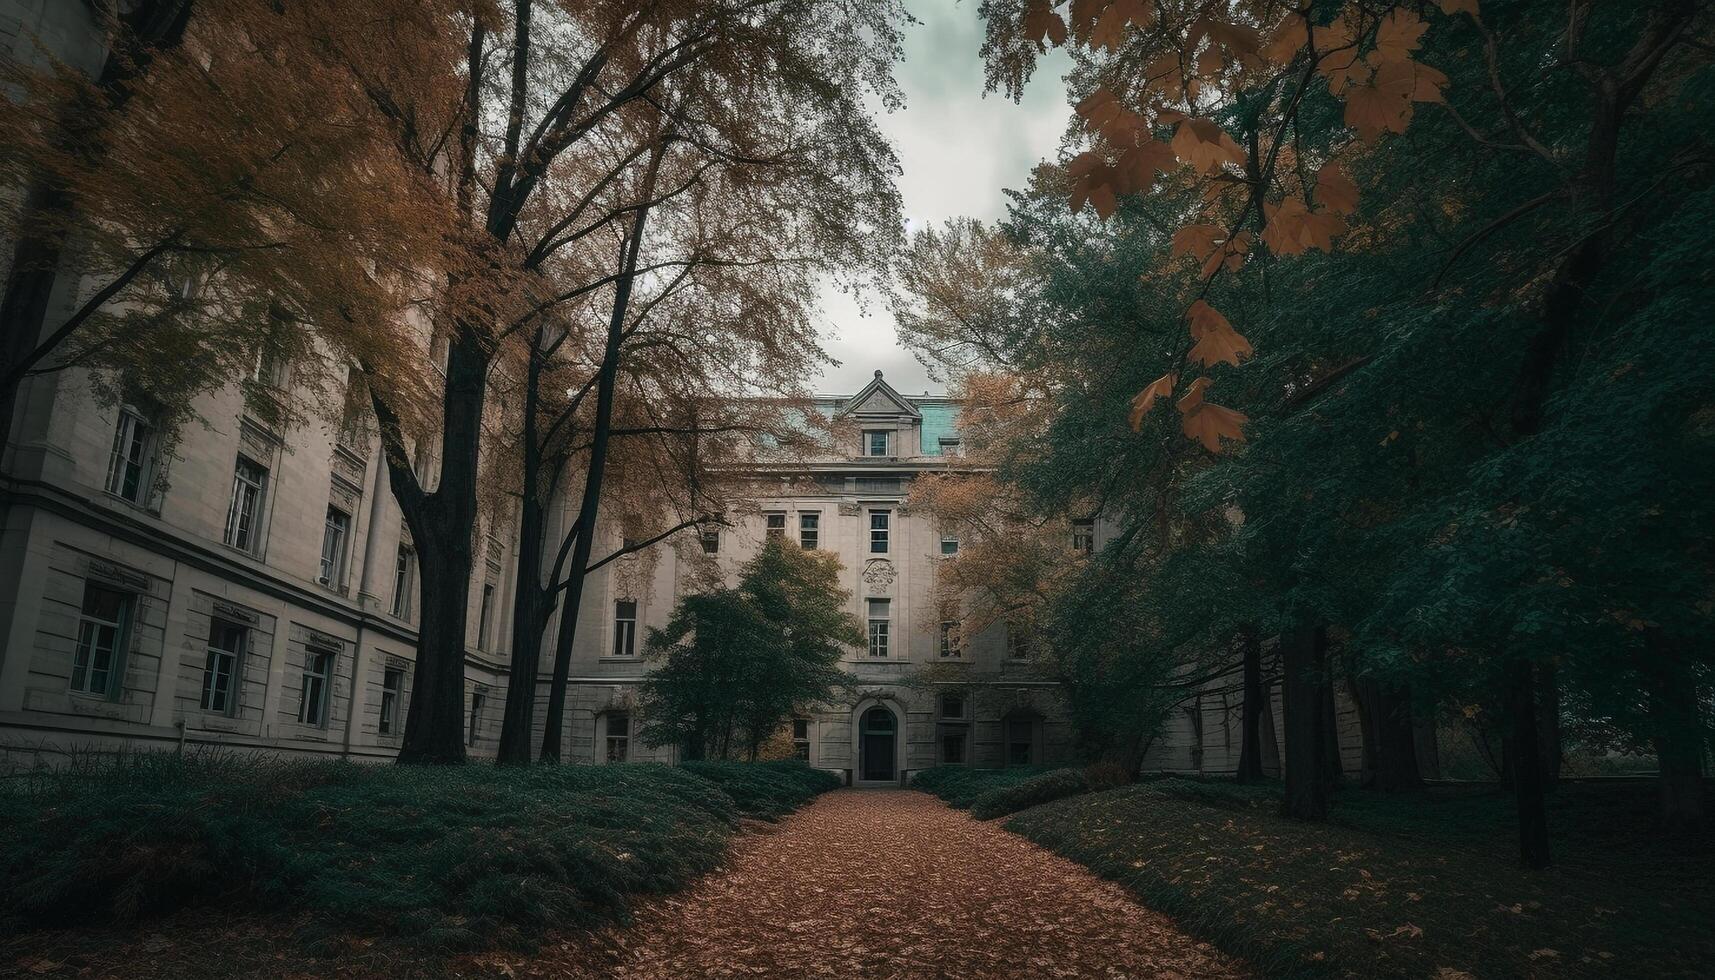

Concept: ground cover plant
[[0, 752, 837, 951], [1006, 778, 1715, 979], [911, 765, 1079, 812]]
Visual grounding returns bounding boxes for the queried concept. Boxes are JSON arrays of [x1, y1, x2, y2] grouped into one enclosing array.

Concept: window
[[1072, 518, 1096, 556], [337, 389, 369, 448], [764, 512, 786, 539], [1007, 717, 1036, 766], [939, 621, 961, 659], [799, 512, 820, 550], [104, 407, 155, 504], [792, 717, 810, 760], [223, 455, 269, 553], [605, 713, 630, 763], [939, 436, 961, 455], [940, 693, 965, 719], [200, 620, 246, 714], [477, 584, 495, 650], [252, 347, 288, 389], [391, 542, 415, 619], [70, 583, 131, 698], [467, 688, 486, 746], [865, 430, 891, 457], [700, 527, 720, 554], [940, 535, 959, 556], [869, 510, 890, 554], [867, 598, 890, 658], [320, 507, 350, 587], [941, 727, 968, 765], [1007, 624, 1031, 661], [613, 600, 638, 658], [380, 667, 403, 735], [298, 649, 333, 727]]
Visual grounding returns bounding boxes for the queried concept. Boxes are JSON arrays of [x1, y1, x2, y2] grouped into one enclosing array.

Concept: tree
[[639, 538, 860, 760]]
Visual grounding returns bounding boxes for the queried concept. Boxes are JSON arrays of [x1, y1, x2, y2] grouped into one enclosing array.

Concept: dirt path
[[508, 789, 1248, 979]]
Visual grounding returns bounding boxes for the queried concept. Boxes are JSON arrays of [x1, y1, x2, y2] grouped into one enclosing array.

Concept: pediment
[[839, 371, 920, 419]]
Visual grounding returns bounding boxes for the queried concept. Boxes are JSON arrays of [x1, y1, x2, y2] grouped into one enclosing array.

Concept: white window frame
[[799, 512, 820, 550], [939, 621, 961, 659], [869, 510, 890, 554], [612, 599, 638, 658], [70, 583, 132, 699], [792, 717, 811, 760], [467, 688, 486, 746], [940, 535, 959, 556], [605, 712, 631, 763], [1072, 518, 1096, 555], [763, 512, 786, 539], [320, 506, 350, 588], [379, 667, 404, 735], [298, 648, 333, 727], [866, 598, 890, 658], [200, 619, 247, 715], [700, 527, 720, 554], [223, 455, 269, 554], [477, 582, 495, 651], [103, 406, 156, 504], [864, 430, 891, 457], [391, 542, 415, 619]]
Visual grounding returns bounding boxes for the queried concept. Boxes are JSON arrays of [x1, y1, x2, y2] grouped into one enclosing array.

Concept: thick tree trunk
[[1646, 633, 1707, 832], [1350, 676, 1378, 788], [1280, 625, 1330, 821], [1355, 679, 1424, 792], [398, 537, 476, 764], [1319, 676, 1343, 793], [496, 333, 549, 765], [1537, 664, 1563, 786], [0, 1, 194, 453], [1235, 629, 1267, 784], [1413, 713, 1441, 781], [1504, 660, 1551, 868]]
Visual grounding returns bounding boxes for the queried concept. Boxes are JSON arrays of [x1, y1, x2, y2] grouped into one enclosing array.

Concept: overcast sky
[[811, 1, 1072, 396]]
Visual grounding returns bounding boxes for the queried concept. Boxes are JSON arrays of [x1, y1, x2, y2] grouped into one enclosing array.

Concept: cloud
[[812, 1, 1070, 396]]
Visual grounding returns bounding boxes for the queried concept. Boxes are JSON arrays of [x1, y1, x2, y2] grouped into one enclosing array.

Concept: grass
[[1005, 777, 1715, 979], [0, 751, 837, 952]]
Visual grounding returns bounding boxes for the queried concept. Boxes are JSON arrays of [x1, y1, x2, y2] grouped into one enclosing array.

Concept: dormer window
[[865, 430, 892, 457], [938, 437, 961, 455]]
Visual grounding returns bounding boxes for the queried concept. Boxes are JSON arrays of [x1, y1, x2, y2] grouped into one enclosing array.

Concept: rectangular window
[[200, 619, 247, 714], [104, 407, 155, 504], [467, 689, 486, 747], [799, 512, 820, 550], [606, 713, 630, 763], [379, 667, 403, 735], [940, 535, 959, 556], [939, 621, 961, 659], [867, 598, 890, 658], [320, 506, 350, 587], [764, 512, 786, 539], [337, 389, 368, 448], [1007, 624, 1031, 661], [700, 527, 720, 554], [869, 510, 890, 554], [939, 437, 961, 456], [942, 727, 968, 765], [391, 543, 415, 619], [940, 693, 965, 719], [792, 717, 810, 760], [223, 455, 269, 554], [865, 430, 891, 457], [1007, 718, 1035, 766], [613, 600, 638, 658], [298, 649, 333, 727], [477, 583, 494, 651], [70, 583, 131, 698], [1072, 518, 1095, 556]]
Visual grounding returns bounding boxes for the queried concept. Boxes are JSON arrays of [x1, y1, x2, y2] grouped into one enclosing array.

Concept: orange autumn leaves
[[1024, 1, 1471, 454]]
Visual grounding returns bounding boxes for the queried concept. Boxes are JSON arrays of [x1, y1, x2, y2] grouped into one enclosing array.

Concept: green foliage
[[911, 764, 1069, 810], [640, 538, 862, 760], [1009, 780, 1715, 979], [969, 767, 1091, 819], [0, 751, 835, 948]]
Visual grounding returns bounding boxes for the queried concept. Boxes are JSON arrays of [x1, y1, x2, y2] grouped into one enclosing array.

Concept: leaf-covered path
[[506, 789, 1248, 979]]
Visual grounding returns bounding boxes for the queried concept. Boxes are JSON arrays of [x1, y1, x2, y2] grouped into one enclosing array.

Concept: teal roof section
[[916, 401, 960, 456]]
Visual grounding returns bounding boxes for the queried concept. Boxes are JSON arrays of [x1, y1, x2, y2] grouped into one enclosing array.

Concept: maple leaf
[[1187, 300, 1252, 366], [1372, 9, 1429, 65], [1315, 161, 1359, 215], [1076, 87, 1123, 132], [1127, 373, 1175, 430], [1261, 13, 1309, 66], [1201, 230, 1250, 279], [1114, 140, 1175, 193], [1182, 400, 1248, 452], [1144, 51, 1184, 100], [1171, 223, 1225, 262], [1171, 118, 1244, 174], [1207, 20, 1262, 59], [1089, 183, 1119, 219], [1022, 1, 1068, 48], [1177, 375, 1212, 413]]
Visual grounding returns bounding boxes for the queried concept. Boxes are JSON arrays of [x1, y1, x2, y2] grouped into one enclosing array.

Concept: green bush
[[0, 751, 836, 948], [969, 767, 1090, 819], [911, 765, 1069, 809]]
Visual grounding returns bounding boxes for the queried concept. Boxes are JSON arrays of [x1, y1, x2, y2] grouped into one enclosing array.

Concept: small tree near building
[[639, 538, 860, 761]]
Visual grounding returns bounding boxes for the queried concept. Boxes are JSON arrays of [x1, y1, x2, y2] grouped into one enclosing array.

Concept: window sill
[[598, 657, 643, 664]]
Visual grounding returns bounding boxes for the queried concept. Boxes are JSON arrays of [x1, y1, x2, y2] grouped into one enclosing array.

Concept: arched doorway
[[859, 706, 898, 782]]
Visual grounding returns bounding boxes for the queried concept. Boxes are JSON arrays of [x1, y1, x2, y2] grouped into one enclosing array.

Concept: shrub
[[911, 765, 1069, 809], [969, 767, 1091, 819], [0, 751, 836, 948]]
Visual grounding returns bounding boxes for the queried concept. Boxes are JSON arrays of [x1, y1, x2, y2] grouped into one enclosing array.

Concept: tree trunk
[[1355, 679, 1424, 792], [1504, 659, 1551, 868], [1350, 676, 1378, 789], [0, 1, 194, 452], [1319, 676, 1343, 794], [1235, 628, 1267, 784], [398, 533, 475, 764], [496, 331, 549, 765], [1280, 625, 1330, 821], [1413, 713, 1441, 781], [539, 138, 667, 761], [1537, 663, 1563, 786], [1646, 633, 1707, 832]]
